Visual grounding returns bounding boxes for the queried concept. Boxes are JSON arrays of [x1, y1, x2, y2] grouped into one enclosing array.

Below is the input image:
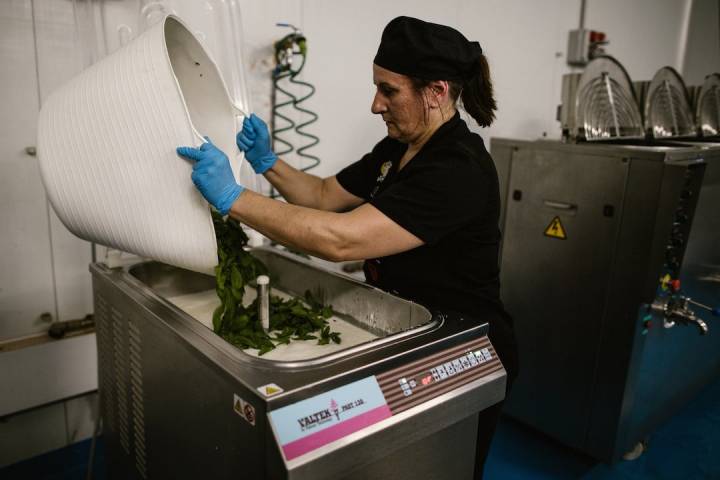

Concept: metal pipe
[[579, 0, 587, 30], [687, 297, 720, 316], [257, 275, 270, 331]]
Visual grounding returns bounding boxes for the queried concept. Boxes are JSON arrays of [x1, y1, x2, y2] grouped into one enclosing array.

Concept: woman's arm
[[229, 190, 423, 261], [263, 159, 364, 212]]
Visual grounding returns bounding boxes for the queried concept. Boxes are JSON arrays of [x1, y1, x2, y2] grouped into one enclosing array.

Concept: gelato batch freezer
[[491, 56, 720, 462], [91, 247, 507, 479], [491, 138, 719, 461]]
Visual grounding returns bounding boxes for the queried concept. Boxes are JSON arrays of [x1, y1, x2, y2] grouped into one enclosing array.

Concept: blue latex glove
[[176, 138, 243, 215], [236, 113, 277, 174]]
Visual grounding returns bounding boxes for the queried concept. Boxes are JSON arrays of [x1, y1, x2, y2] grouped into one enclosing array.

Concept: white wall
[[682, 0, 720, 86], [239, 0, 693, 179], [0, 0, 94, 342]]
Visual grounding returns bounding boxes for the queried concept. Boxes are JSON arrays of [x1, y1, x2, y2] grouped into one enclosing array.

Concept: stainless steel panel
[[95, 271, 266, 480], [500, 145, 628, 447], [341, 416, 478, 480]]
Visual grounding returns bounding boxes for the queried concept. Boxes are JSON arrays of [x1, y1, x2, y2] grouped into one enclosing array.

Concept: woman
[[178, 16, 517, 478]]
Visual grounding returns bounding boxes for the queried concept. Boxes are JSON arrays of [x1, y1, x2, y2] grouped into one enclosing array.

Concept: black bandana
[[374, 16, 483, 82]]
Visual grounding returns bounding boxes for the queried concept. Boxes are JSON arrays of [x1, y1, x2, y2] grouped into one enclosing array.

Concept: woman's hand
[[236, 114, 278, 174], [177, 138, 244, 215]]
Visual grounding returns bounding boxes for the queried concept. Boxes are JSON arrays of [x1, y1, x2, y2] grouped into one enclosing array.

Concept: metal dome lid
[[644, 66, 696, 138], [695, 73, 720, 137], [575, 55, 644, 141]]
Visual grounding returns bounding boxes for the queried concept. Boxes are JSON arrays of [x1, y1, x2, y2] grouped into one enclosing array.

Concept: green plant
[[211, 212, 340, 355]]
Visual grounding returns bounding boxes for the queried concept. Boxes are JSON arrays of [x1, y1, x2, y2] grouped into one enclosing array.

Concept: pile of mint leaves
[[211, 212, 341, 355]]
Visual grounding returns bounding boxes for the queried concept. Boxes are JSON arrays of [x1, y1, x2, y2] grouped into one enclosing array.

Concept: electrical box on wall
[[567, 28, 608, 66]]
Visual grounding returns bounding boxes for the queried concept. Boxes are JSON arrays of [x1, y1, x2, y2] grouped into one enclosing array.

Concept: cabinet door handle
[[543, 200, 576, 210]]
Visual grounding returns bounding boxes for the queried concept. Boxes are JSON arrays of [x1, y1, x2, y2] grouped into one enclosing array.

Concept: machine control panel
[[647, 162, 714, 335], [269, 336, 504, 462], [396, 348, 494, 396], [376, 337, 502, 415], [662, 164, 704, 278]]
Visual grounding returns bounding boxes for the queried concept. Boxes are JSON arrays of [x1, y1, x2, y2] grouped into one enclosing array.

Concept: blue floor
[[485, 376, 720, 479], [3, 377, 719, 479], [2, 437, 106, 480]]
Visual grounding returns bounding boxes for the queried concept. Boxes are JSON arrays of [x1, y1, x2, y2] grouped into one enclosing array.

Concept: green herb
[[211, 212, 341, 354]]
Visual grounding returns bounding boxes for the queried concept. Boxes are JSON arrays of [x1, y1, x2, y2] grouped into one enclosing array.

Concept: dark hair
[[410, 54, 496, 128]]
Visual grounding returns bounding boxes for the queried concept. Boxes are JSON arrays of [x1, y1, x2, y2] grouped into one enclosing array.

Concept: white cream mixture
[[166, 288, 378, 361]]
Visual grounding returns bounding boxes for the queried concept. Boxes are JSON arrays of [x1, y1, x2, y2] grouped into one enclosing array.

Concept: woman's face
[[371, 64, 427, 144]]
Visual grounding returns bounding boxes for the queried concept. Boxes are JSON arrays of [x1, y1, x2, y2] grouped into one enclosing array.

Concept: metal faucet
[[651, 295, 711, 335], [672, 304, 709, 335]]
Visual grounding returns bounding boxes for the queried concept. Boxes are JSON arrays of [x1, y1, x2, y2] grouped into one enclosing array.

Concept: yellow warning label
[[257, 383, 284, 397], [544, 216, 567, 240], [234, 398, 242, 414]]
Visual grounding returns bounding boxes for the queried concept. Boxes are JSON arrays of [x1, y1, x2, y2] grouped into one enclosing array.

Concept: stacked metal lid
[[573, 56, 644, 141], [694, 73, 720, 137], [561, 55, 719, 141], [642, 66, 696, 138]]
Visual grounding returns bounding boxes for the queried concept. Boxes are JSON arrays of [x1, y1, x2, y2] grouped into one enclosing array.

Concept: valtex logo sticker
[[296, 397, 368, 432]]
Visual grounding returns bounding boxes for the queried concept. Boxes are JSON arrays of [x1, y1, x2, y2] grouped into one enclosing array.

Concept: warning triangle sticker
[[234, 398, 243, 414], [257, 383, 284, 397], [544, 216, 567, 240]]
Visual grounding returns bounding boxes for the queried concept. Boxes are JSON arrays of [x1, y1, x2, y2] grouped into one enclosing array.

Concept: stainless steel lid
[[644, 66, 696, 139], [695, 73, 720, 137], [575, 55, 644, 141]]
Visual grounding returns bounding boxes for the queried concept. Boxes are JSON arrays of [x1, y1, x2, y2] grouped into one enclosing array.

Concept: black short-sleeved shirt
[[337, 112, 503, 315], [337, 112, 517, 380]]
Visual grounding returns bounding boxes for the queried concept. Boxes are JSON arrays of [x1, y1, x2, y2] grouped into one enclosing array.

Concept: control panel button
[[467, 352, 478, 366], [452, 359, 464, 373]]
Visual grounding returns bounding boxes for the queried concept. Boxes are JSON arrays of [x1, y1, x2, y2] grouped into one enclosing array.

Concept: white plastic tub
[[37, 15, 245, 274]]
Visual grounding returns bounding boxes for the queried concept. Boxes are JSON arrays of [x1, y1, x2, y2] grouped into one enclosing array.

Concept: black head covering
[[374, 16, 483, 82]]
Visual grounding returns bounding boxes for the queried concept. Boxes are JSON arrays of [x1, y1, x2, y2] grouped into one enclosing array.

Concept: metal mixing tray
[[124, 247, 436, 364]]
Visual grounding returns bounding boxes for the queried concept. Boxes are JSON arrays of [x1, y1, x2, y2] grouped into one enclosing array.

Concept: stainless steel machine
[[91, 247, 506, 479], [494, 56, 720, 462]]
